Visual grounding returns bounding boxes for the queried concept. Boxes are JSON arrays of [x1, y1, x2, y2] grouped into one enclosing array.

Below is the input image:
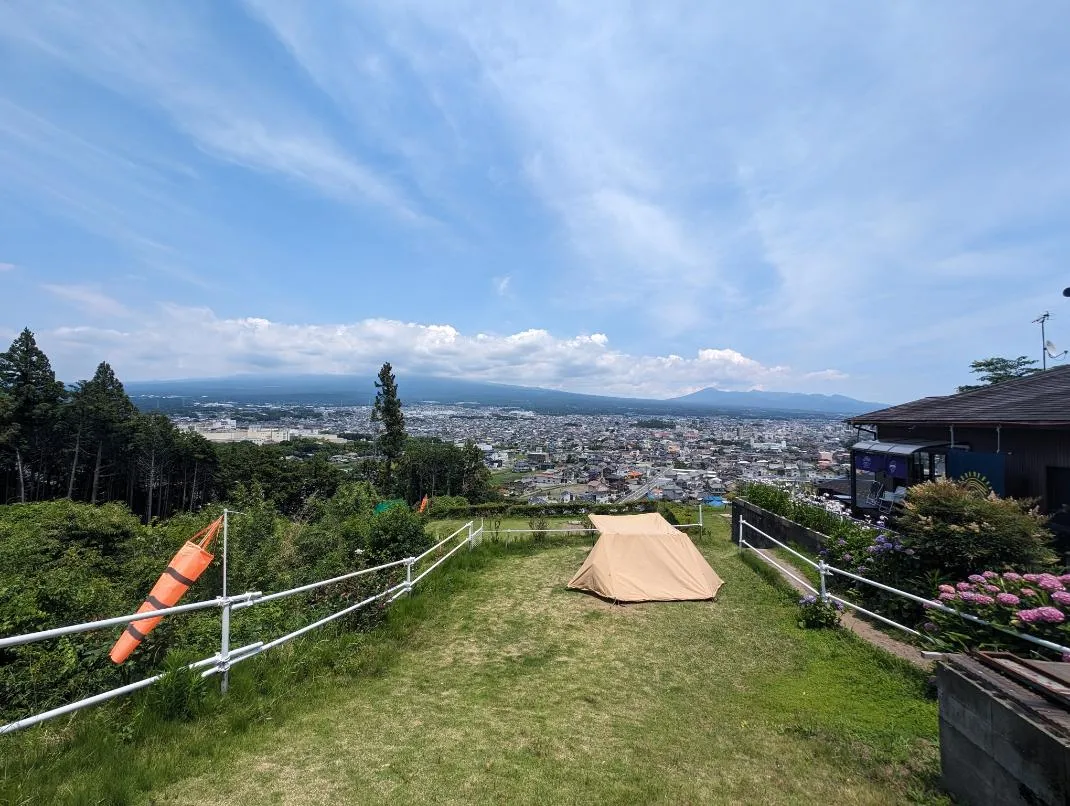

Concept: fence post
[[467, 521, 474, 550], [698, 502, 704, 535], [405, 557, 414, 595], [220, 508, 231, 694], [818, 560, 828, 602]]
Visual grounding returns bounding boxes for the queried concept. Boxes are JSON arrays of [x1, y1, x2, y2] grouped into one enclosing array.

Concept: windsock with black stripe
[[109, 517, 223, 664]]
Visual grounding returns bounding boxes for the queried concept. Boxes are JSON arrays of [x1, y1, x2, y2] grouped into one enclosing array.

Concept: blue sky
[[1, 1, 1068, 402]]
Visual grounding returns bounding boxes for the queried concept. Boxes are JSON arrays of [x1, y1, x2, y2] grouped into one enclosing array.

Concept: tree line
[[0, 331, 495, 520]]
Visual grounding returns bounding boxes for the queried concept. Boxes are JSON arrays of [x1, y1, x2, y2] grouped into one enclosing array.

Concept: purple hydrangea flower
[[1060, 574, 1070, 585], [923, 622, 939, 633], [1024, 573, 1040, 583], [956, 582, 973, 591], [1038, 576, 1066, 592], [996, 593, 1020, 607], [1052, 591, 1070, 607], [984, 584, 1001, 594], [938, 592, 958, 601], [1003, 572, 1022, 582], [982, 571, 999, 579], [968, 574, 986, 584]]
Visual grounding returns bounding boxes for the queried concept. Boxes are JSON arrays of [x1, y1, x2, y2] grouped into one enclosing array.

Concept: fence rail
[[738, 517, 1070, 656], [0, 515, 482, 736]]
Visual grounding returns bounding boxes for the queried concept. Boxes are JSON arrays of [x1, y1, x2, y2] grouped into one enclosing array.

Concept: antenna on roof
[[1034, 312, 1054, 370]]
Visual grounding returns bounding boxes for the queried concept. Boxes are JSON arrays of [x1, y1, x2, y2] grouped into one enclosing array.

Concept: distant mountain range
[[124, 374, 886, 418], [671, 387, 887, 415]]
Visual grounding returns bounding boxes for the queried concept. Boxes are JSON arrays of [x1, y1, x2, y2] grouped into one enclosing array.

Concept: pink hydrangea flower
[[968, 574, 986, 584], [1038, 576, 1065, 592], [985, 584, 1001, 594], [1003, 572, 1022, 582], [982, 571, 999, 579], [1037, 606, 1065, 624], [938, 592, 958, 601], [1024, 573, 1040, 583], [938, 584, 956, 594], [956, 582, 973, 591], [996, 593, 1020, 606], [972, 594, 995, 606], [1018, 608, 1041, 624], [1021, 588, 1038, 597], [1052, 591, 1070, 607], [1060, 574, 1070, 585]]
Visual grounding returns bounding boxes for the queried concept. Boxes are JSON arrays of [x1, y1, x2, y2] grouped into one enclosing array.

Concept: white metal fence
[[0, 514, 483, 735], [737, 517, 1070, 657]]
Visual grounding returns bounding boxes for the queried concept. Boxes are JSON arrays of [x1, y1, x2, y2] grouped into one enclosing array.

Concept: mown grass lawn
[[2, 519, 947, 805]]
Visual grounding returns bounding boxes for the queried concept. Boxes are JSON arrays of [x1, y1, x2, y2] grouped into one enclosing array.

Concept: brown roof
[[848, 365, 1070, 428]]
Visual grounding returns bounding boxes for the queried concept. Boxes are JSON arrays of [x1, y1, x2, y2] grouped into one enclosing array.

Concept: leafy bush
[[0, 481, 437, 724], [894, 480, 1055, 580], [797, 595, 843, 629], [927, 570, 1070, 659], [739, 480, 1059, 639]]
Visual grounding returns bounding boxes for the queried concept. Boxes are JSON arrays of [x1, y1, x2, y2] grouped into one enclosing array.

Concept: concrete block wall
[[730, 499, 827, 555], [938, 655, 1070, 805]]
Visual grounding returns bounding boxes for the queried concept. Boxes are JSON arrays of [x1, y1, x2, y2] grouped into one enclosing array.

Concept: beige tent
[[567, 513, 723, 602]]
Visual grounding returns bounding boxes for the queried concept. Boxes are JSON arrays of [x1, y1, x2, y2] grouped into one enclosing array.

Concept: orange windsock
[[109, 517, 223, 664], [418, 495, 428, 513]]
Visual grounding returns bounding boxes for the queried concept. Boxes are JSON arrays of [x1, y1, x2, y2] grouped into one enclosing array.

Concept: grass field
[[2, 517, 947, 805]]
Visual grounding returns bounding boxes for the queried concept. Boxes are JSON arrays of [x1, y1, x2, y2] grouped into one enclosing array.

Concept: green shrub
[[894, 480, 1056, 580], [797, 595, 843, 629]]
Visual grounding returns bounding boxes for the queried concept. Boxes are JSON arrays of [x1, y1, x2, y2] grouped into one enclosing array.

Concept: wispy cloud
[[493, 275, 511, 296], [0, 262, 16, 272], [42, 284, 132, 319], [40, 307, 836, 398], [0, 1, 423, 222]]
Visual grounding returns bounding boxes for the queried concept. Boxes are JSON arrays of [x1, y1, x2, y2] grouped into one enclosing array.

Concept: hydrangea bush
[[739, 480, 1061, 649], [798, 594, 844, 629], [928, 571, 1070, 658]]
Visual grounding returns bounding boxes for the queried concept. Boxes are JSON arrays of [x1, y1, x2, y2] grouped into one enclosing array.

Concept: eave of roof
[[846, 366, 1070, 428]]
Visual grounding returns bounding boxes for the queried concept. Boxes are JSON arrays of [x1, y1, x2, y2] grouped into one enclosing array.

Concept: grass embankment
[[2, 519, 946, 805]]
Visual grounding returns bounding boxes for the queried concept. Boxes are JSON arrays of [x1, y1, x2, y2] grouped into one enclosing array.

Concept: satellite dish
[[1047, 340, 1068, 359], [1065, 287, 1070, 297]]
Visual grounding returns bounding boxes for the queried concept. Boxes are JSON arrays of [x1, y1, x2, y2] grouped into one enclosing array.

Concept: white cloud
[[0, 262, 16, 272], [493, 275, 511, 296], [39, 306, 843, 398], [42, 284, 132, 319]]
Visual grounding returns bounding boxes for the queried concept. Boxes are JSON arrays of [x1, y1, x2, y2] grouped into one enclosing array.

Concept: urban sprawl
[[173, 402, 854, 504]]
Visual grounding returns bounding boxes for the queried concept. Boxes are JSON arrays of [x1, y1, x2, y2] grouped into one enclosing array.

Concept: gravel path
[[755, 548, 934, 671]]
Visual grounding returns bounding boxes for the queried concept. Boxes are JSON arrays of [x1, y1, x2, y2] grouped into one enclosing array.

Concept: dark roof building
[[847, 366, 1070, 514]]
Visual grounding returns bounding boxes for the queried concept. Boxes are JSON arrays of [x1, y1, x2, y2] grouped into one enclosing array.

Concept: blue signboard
[[854, 452, 886, 473], [947, 451, 1006, 497]]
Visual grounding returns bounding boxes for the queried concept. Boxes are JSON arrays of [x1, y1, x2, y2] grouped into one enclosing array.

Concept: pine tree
[[0, 328, 67, 502], [68, 362, 137, 503], [372, 362, 406, 469]]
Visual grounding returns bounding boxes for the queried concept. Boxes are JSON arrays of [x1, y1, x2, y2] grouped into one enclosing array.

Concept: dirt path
[[755, 548, 933, 671]]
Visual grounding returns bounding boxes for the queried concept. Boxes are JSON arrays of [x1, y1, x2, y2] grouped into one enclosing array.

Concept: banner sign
[[947, 451, 1006, 497], [854, 452, 886, 473], [885, 456, 909, 480]]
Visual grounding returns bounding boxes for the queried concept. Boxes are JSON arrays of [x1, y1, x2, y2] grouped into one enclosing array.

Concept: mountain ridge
[[123, 374, 886, 417]]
